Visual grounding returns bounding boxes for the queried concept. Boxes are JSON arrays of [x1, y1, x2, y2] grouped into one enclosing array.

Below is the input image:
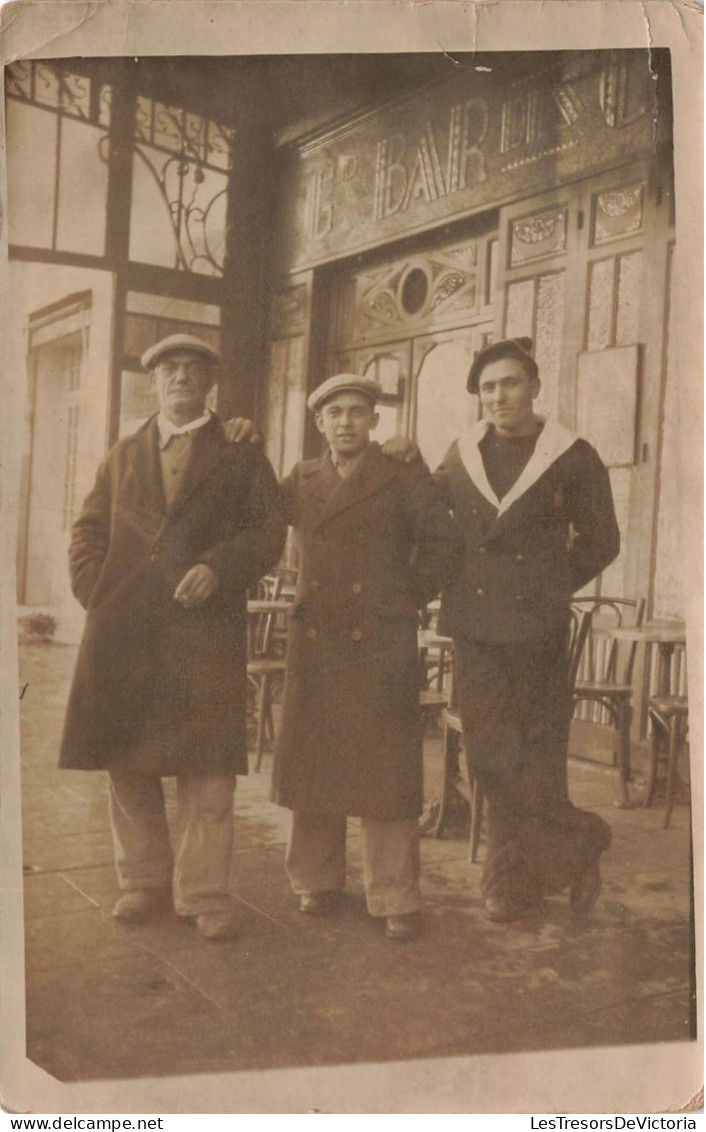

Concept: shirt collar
[[157, 409, 212, 449]]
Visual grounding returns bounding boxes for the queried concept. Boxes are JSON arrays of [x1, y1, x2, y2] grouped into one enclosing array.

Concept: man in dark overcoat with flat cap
[[394, 338, 620, 922], [59, 334, 286, 939], [271, 374, 461, 941]]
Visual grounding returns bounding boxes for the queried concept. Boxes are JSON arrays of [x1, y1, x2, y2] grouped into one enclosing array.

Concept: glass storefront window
[[5, 62, 110, 255]]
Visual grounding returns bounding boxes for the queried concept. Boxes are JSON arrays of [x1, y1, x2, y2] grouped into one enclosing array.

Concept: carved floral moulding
[[593, 184, 644, 244], [510, 207, 567, 265]]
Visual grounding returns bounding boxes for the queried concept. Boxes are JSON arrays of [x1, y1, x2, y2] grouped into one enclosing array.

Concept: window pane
[[587, 258, 615, 350], [373, 403, 402, 446], [615, 251, 643, 345], [126, 292, 221, 324], [124, 309, 220, 364], [415, 338, 477, 470], [5, 100, 56, 247], [56, 120, 108, 255], [534, 272, 565, 419], [505, 278, 534, 339]]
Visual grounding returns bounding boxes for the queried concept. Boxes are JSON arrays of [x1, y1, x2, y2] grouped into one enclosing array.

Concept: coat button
[[516, 594, 523, 602], [149, 553, 160, 563], [352, 582, 363, 594], [476, 587, 485, 596], [516, 554, 525, 563], [471, 508, 478, 515], [306, 628, 317, 640], [351, 628, 363, 642], [478, 546, 486, 554]]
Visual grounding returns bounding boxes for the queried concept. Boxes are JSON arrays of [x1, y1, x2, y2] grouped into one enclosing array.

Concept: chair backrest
[[567, 607, 593, 692], [572, 596, 646, 687]]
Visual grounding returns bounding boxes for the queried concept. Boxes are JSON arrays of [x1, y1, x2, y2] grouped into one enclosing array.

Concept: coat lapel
[[167, 414, 226, 514], [312, 444, 398, 529], [125, 418, 167, 515], [457, 417, 578, 518]]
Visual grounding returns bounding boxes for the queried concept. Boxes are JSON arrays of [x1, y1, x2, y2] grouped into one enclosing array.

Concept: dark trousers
[[454, 631, 611, 908]]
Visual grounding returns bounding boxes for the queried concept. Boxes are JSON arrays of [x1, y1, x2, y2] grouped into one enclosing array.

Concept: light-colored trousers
[[108, 769, 236, 917], [286, 811, 421, 917]]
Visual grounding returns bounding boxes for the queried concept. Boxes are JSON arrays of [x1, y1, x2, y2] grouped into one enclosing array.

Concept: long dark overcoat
[[59, 415, 286, 775], [271, 443, 462, 820]]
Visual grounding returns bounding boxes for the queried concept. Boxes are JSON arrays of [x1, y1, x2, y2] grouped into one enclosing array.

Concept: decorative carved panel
[[510, 207, 567, 266], [593, 183, 644, 244], [335, 236, 483, 346]]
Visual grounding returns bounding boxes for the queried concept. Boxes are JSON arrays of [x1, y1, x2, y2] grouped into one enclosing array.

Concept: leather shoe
[[195, 910, 238, 939], [385, 913, 420, 942], [484, 894, 525, 922], [299, 891, 339, 915], [112, 889, 171, 923], [569, 859, 602, 913]]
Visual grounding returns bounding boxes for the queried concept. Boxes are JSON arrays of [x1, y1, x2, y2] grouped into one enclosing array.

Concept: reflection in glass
[[415, 338, 477, 471]]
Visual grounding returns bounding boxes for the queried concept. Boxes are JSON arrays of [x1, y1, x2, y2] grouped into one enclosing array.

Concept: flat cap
[[307, 373, 381, 412], [141, 334, 221, 371], [467, 337, 537, 393]]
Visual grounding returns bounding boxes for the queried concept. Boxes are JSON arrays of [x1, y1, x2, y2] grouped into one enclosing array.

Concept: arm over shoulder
[[399, 458, 463, 607]]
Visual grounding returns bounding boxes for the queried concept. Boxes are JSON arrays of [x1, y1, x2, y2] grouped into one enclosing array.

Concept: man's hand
[[381, 436, 420, 464], [223, 417, 261, 444], [174, 564, 219, 609]]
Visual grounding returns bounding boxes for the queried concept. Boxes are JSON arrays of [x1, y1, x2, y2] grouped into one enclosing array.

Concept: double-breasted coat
[[59, 414, 286, 776], [435, 418, 621, 643], [271, 443, 462, 820]]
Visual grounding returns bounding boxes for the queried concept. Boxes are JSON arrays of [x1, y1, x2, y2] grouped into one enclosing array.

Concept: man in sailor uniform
[[432, 337, 620, 921]]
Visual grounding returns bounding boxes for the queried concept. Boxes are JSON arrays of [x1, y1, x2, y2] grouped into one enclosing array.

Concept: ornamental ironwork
[[6, 60, 107, 125], [132, 97, 235, 276]]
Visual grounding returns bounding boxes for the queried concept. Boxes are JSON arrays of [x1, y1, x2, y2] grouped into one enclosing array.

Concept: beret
[[467, 337, 537, 393], [141, 334, 221, 371], [307, 373, 382, 412]]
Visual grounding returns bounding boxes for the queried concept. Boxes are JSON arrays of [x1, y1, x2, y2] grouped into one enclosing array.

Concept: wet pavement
[[17, 641, 697, 1084]]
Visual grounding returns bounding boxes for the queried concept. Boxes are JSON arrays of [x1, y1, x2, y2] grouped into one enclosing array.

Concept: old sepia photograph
[[0, 0, 702, 1116]]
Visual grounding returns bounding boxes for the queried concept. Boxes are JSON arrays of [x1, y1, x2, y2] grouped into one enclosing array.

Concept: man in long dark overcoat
[[271, 373, 461, 941], [59, 334, 286, 939], [427, 337, 620, 921]]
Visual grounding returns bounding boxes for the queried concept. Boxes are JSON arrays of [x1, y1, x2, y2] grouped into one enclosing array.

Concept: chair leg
[[254, 675, 269, 773], [433, 728, 460, 838], [469, 777, 484, 863], [645, 716, 661, 808], [663, 716, 684, 830], [617, 704, 632, 808]]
